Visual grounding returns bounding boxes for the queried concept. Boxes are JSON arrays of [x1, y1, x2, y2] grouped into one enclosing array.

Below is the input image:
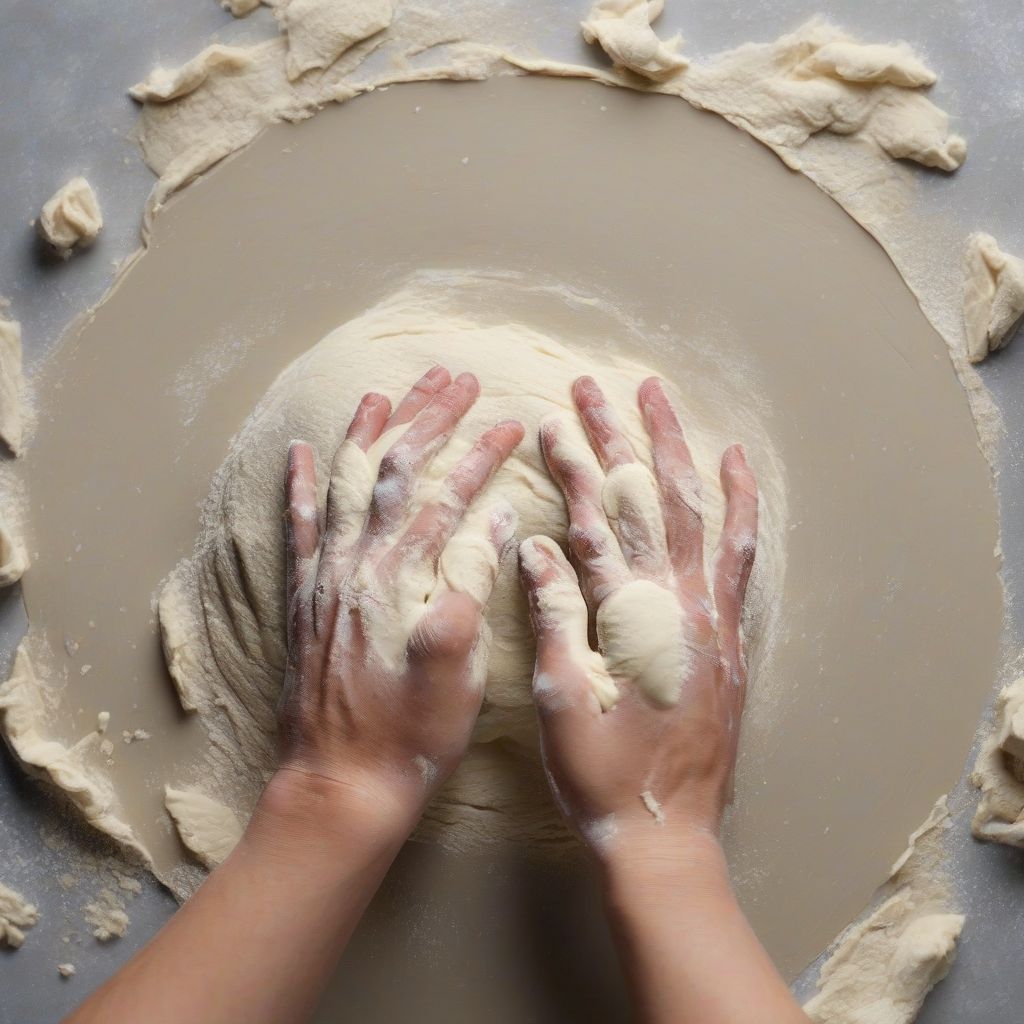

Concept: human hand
[[274, 367, 523, 834], [519, 376, 758, 862]]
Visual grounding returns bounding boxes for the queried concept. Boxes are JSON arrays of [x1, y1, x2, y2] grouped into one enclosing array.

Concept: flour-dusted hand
[[519, 375, 757, 855], [277, 366, 524, 827]]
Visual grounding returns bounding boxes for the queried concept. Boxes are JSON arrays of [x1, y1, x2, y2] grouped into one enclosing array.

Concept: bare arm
[[67, 367, 523, 1024], [519, 375, 807, 1024]]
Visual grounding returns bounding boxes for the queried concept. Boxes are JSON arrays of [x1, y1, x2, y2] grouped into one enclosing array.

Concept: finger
[[540, 415, 629, 607], [572, 376, 636, 472], [343, 391, 392, 452], [712, 444, 758, 681], [601, 462, 670, 580], [384, 364, 451, 431], [638, 376, 705, 581], [285, 441, 320, 640], [518, 535, 616, 721], [324, 392, 392, 541], [364, 373, 481, 539], [435, 500, 518, 606], [384, 420, 523, 576]]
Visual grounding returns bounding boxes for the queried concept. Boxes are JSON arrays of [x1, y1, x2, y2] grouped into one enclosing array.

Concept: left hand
[[274, 366, 524, 831]]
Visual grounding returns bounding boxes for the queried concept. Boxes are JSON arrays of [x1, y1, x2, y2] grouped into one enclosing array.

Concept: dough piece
[[83, 890, 129, 941], [279, 0, 393, 81], [224, 0, 262, 14], [0, 882, 39, 948], [165, 786, 244, 868], [581, 0, 686, 81], [0, 520, 28, 586], [804, 796, 962, 1024], [129, 44, 255, 103], [795, 41, 936, 88], [0, 314, 25, 456], [157, 276, 786, 851], [37, 178, 103, 254], [0, 642, 149, 861], [57, 963, 76, 978], [962, 233, 1024, 364], [971, 677, 1024, 846]]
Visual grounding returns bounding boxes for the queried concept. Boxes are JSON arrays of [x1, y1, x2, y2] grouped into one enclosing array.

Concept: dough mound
[[158, 273, 787, 852]]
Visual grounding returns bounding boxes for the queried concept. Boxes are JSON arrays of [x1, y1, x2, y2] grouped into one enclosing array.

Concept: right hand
[[518, 376, 758, 861]]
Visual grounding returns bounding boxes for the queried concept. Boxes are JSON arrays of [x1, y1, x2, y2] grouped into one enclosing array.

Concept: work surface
[[2, 2, 1024, 1022]]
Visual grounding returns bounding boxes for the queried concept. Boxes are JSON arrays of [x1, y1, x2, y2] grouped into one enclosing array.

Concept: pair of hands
[[275, 365, 758, 863]]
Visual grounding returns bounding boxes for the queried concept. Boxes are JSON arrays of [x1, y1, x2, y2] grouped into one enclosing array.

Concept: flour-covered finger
[[572, 375, 637, 472], [386, 419, 523, 575], [712, 444, 758, 675], [343, 390, 392, 452], [540, 415, 629, 606], [364, 372, 481, 538], [638, 376, 705, 581], [285, 441, 319, 638], [385, 364, 451, 431], [518, 535, 616, 718]]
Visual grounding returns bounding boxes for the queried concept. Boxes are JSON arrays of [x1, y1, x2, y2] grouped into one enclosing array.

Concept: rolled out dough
[[37, 177, 102, 255], [157, 272, 787, 852]]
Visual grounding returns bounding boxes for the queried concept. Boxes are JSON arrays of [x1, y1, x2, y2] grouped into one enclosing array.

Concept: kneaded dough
[[0, 519, 29, 586], [971, 676, 1024, 846], [581, 0, 686, 81], [37, 177, 102, 254], [164, 786, 244, 868], [157, 273, 786, 850], [962, 232, 1024, 364], [129, 45, 255, 103], [0, 881, 39, 948], [0, 314, 25, 456]]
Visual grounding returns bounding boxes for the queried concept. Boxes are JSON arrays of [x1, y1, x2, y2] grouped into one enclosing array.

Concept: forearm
[[600, 831, 808, 1024], [67, 771, 413, 1024]]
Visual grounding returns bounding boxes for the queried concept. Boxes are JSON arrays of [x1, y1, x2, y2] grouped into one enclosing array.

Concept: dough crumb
[[640, 790, 665, 824], [38, 177, 103, 255], [0, 882, 40, 948], [121, 728, 150, 743], [0, 313, 26, 456], [96, 711, 110, 733], [223, 0, 261, 15], [972, 676, 1024, 846], [84, 890, 130, 941], [57, 963, 76, 978], [962, 233, 1024, 363], [582, 0, 687, 81]]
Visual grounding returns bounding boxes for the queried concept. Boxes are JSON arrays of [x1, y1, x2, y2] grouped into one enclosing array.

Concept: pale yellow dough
[[0, 314, 25, 456], [962, 233, 1024, 363], [37, 177, 102, 254], [581, 0, 687, 81], [0, 881, 39, 948], [972, 676, 1024, 846], [165, 787, 244, 868]]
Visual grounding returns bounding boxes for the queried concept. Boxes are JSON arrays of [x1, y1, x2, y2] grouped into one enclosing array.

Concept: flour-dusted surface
[[157, 272, 788, 858]]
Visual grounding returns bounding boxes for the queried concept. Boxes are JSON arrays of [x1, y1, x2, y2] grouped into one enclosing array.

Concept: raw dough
[[804, 797, 963, 1024], [164, 786, 244, 868], [84, 889, 130, 941], [0, 314, 26, 456], [581, 0, 686, 82], [971, 676, 1024, 846], [37, 177, 102, 255], [224, 0, 261, 14], [0, 881, 39, 948], [0, 518, 29, 586], [129, 45, 255, 103], [157, 273, 787, 849], [279, 0, 393, 80], [962, 233, 1024, 364], [57, 963, 76, 978]]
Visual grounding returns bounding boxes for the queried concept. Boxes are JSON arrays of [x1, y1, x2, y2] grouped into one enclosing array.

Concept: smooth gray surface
[[1, 1, 1023, 1022]]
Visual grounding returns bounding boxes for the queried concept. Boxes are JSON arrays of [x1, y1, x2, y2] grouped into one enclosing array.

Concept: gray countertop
[[2, 1, 1024, 1021]]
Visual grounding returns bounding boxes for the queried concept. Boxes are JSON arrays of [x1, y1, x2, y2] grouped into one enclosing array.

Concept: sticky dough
[[156, 273, 787, 851]]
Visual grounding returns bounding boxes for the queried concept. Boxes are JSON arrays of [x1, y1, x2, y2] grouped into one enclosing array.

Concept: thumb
[[407, 589, 487, 699]]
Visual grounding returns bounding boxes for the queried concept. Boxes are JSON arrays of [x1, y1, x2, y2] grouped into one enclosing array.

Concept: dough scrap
[[83, 889, 129, 941], [971, 676, 1024, 846], [129, 44, 255, 103], [962, 232, 1024, 364], [156, 273, 787, 852], [0, 314, 25, 456], [165, 786, 244, 868], [279, 0, 393, 81], [224, 0, 262, 14], [0, 882, 39, 948], [804, 796, 962, 1024], [581, 0, 687, 81], [0, 519, 29, 586], [0, 642, 150, 861], [795, 41, 937, 88], [37, 177, 103, 255]]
